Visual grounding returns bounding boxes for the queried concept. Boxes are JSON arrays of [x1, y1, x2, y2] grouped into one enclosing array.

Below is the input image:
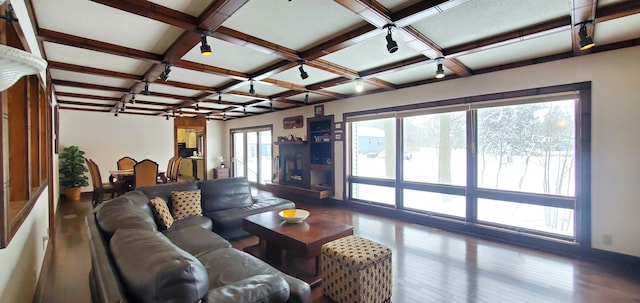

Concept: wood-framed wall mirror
[[174, 117, 207, 181]]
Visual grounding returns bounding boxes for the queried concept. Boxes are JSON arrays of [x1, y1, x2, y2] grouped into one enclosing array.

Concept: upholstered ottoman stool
[[321, 235, 392, 303]]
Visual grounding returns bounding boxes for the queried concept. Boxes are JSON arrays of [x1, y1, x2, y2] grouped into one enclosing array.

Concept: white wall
[[206, 119, 226, 178], [59, 110, 174, 192], [0, 189, 50, 302], [223, 46, 640, 257]]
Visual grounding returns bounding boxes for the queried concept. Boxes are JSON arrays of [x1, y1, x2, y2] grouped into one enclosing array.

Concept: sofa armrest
[[204, 274, 290, 303], [85, 215, 128, 303]]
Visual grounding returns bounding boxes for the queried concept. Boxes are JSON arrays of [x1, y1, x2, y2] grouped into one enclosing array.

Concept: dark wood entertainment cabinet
[[267, 115, 334, 202]]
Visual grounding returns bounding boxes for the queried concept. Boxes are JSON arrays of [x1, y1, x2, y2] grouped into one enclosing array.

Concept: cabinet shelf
[[310, 164, 332, 170], [307, 115, 334, 197], [274, 141, 307, 145]]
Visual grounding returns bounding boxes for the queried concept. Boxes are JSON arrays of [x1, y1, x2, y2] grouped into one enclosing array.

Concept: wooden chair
[[117, 156, 137, 170], [169, 157, 182, 182], [133, 159, 159, 189], [159, 155, 178, 184], [86, 159, 118, 207]]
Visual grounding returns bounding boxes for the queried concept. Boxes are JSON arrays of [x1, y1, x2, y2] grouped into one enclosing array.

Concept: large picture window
[[345, 83, 589, 246], [476, 100, 575, 196]]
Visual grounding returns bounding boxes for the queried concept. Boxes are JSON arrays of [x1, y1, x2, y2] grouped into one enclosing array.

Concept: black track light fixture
[[129, 93, 136, 104], [243, 105, 247, 114], [435, 57, 445, 79], [0, 4, 18, 23], [223, 113, 227, 121], [195, 103, 200, 111], [297, 60, 309, 80], [143, 81, 150, 95], [200, 30, 212, 56], [217, 92, 222, 104], [165, 114, 169, 121], [159, 63, 171, 81], [304, 91, 309, 104], [384, 24, 398, 54], [577, 21, 595, 51], [270, 99, 274, 112], [249, 80, 255, 96]]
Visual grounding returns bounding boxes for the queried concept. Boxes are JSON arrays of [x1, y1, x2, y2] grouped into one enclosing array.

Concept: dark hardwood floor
[[36, 191, 640, 303]]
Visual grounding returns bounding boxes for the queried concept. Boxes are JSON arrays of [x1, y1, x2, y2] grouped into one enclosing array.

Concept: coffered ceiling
[[28, 0, 640, 120]]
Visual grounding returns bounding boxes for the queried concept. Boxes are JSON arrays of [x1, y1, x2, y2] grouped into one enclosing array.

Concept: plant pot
[[64, 187, 81, 201]]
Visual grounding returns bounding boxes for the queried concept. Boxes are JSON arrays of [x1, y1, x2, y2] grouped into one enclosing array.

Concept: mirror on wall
[[174, 117, 207, 181]]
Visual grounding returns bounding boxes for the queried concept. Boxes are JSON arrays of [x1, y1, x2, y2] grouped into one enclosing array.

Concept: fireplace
[[278, 143, 308, 188]]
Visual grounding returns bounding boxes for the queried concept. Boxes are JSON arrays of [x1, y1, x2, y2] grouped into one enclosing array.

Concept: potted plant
[[59, 145, 89, 201]]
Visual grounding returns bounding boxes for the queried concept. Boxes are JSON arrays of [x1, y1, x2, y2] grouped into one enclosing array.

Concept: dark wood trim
[[38, 28, 163, 63], [229, 124, 273, 133], [344, 82, 589, 120], [576, 82, 592, 249], [48, 61, 141, 80], [90, 0, 198, 30], [51, 80, 130, 93]]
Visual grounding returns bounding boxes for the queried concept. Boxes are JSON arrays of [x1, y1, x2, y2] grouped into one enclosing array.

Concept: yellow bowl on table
[[278, 209, 309, 223]]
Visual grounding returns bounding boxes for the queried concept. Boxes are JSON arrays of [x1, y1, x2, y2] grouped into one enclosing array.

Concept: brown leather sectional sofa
[[86, 177, 310, 303]]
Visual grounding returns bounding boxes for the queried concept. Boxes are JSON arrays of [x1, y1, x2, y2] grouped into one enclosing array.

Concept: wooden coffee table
[[242, 211, 353, 285]]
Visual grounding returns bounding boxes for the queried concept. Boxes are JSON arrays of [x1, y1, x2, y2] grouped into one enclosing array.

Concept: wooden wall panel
[[30, 76, 40, 190]]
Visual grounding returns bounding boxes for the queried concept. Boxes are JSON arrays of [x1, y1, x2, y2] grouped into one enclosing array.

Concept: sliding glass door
[[231, 126, 272, 184]]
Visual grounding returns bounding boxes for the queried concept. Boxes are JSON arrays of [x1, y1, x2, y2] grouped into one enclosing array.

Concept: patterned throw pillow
[[150, 196, 174, 229], [171, 190, 202, 220]]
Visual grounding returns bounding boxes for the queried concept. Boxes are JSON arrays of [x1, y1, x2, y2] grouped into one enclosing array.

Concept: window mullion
[[466, 109, 478, 223]]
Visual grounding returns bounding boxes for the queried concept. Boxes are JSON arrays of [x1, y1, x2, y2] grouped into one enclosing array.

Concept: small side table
[[214, 167, 229, 179]]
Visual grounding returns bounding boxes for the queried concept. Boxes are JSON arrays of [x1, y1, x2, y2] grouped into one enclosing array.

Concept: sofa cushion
[[150, 196, 174, 229], [169, 215, 213, 231], [163, 225, 231, 258], [171, 189, 202, 220], [139, 181, 198, 211], [110, 228, 208, 303], [122, 190, 155, 217], [204, 197, 295, 240], [198, 177, 253, 212], [204, 274, 290, 303], [95, 197, 157, 238], [199, 248, 310, 303]]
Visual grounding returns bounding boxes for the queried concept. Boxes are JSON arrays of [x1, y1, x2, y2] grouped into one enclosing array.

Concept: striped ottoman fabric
[[321, 235, 392, 303]]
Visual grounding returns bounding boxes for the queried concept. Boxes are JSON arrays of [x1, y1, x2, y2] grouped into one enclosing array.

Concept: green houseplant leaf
[[59, 145, 89, 188]]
